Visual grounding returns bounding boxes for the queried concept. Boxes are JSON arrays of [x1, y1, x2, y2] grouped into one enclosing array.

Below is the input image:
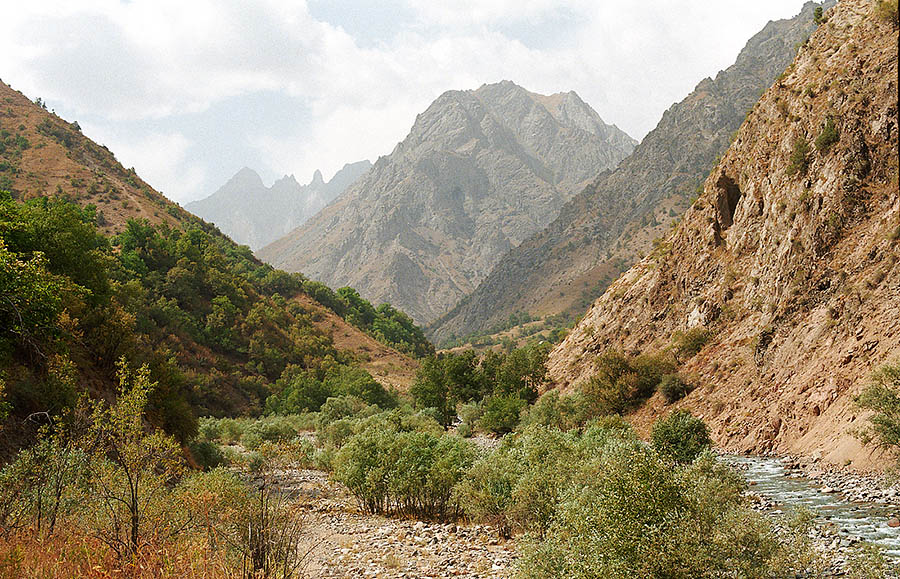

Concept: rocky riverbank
[[727, 453, 900, 572], [273, 468, 516, 578]]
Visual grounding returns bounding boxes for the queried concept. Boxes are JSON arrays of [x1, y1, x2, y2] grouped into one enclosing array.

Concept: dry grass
[[0, 530, 229, 579]]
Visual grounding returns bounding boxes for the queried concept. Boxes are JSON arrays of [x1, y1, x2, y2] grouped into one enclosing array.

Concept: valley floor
[[276, 468, 516, 578]]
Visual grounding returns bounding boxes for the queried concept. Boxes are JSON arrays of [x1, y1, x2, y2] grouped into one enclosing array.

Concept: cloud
[[87, 125, 206, 203], [0, 0, 811, 203]]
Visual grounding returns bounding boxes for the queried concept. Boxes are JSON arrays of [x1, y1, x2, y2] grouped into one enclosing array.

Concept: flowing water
[[727, 455, 900, 562]]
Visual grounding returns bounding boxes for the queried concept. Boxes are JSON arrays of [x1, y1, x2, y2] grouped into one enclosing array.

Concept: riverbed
[[727, 455, 900, 562]]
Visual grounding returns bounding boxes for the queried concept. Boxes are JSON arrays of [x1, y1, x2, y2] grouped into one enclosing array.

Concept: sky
[[0, 0, 811, 204]]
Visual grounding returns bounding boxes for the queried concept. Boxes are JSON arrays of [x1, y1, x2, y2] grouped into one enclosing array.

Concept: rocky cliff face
[[186, 161, 371, 250], [428, 1, 833, 345], [546, 0, 898, 467], [257, 81, 636, 323]]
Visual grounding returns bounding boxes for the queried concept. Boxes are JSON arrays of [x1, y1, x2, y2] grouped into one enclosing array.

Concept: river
[[727, 455, 899, 563]]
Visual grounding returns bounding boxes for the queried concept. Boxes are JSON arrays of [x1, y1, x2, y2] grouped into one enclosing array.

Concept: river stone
[[888, 518, 900, 528]]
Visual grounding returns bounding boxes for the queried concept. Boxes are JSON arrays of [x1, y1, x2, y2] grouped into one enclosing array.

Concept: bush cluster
[[651, 409, 712, 464], [787, 137, 811, 176], [814, 117, 840, 154], [265, 365, 398, 414], [0, 360, 308, 577], [582, 350, 676, 416], [410, 343, 550, 428], [333, 425, 474, 519], [855, 359, 900, 465]]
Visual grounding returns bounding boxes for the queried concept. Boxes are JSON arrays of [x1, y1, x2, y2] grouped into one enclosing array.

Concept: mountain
[[0, 82, 195, 234], [428, 1, 833, 345], [546, 0, 898, 466], [0, 79, 420, 444], [257, 81, 637, 323], [186, 161, 371, 250]]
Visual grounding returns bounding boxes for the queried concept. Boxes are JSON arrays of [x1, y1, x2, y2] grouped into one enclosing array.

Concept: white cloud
[[86, 125, 206, 203], [0, 0, 811, 202]]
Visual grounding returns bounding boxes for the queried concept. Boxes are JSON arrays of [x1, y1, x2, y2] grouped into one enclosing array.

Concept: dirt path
[[276, 469, 517, 578]]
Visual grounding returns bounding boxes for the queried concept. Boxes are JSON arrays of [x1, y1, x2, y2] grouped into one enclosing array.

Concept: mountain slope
[[429, 1, 832, 345], [546, 0, 898, 466], [0, 81, 194, 234], [186, 161, 371, 250], [0, 80, 421, 444], [257, 81, 636, 323]]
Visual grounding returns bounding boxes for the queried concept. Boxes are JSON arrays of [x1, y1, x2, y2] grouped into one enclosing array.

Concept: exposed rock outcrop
[[257, 81, 636, 323], [546, 0, 899, 467]]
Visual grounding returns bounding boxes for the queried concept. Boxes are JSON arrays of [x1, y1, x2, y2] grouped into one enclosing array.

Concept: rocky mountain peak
[[428, 0, 835, 345], [186, 161, 370, 250], [257, 82, 637, 323], [226, 166, 265, 190]]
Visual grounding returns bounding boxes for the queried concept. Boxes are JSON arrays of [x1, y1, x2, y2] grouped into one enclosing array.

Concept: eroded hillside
[[546, 0, 899, 468]]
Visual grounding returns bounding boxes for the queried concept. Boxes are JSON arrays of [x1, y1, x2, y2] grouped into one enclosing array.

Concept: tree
[[651, 410, 711, 464], [0, 240, 66, 358], [86, 358, 186, 559], [411, 357, 453, 426], [855, 360, 900, 463]]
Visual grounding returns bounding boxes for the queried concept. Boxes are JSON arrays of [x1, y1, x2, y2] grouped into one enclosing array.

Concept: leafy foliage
[[671, 327, 712, 361], [333, 423, 475, 518], [582, 350, 675, 416], [410, 344, 550, 427], [0, 193, 415, 439], [479, 395, 528, 435], [266, 365, 397, 415], [855, 360, 900, 463], [814, 117, 840, 154], [651, 409, 712, 464], [659, 373, 693, 404], [303, 283, 434, 358], [787, 137, 811, 176]]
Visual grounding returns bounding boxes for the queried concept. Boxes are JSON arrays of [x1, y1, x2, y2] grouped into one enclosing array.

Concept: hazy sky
[[0, 0, 810, 204]]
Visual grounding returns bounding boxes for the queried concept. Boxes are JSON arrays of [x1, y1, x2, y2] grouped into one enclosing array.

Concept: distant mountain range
[[428, 0, 834, 345], [186, 161, 371, 250], [257, 81, 637, 323]]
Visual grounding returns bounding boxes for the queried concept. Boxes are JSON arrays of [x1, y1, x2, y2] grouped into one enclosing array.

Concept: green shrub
[[855, 360, 900, 463], [672, 327, 712, 361], [659, 374, 693, 404], [188, 440, 225, 470], [516, 443, 796, 579], [875, 0, 898, 24], [581, 350, 674, 417], [266, 368, 332, 413], [456, 423, 636, 539], [786, 137, 811, 176], [317, 395, 379, 428], [479, 395, 527, 435], [814, 117, 839, 154], [317, 417, 356, 450], [519, 390, 587, 431], [651, 410, 712, 464], [333, 426, 474, 518], [579, 415, 638, 450], [218, 418, 247, 445], [197, 417, 222, 442], [457, 400, 485, 436]]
